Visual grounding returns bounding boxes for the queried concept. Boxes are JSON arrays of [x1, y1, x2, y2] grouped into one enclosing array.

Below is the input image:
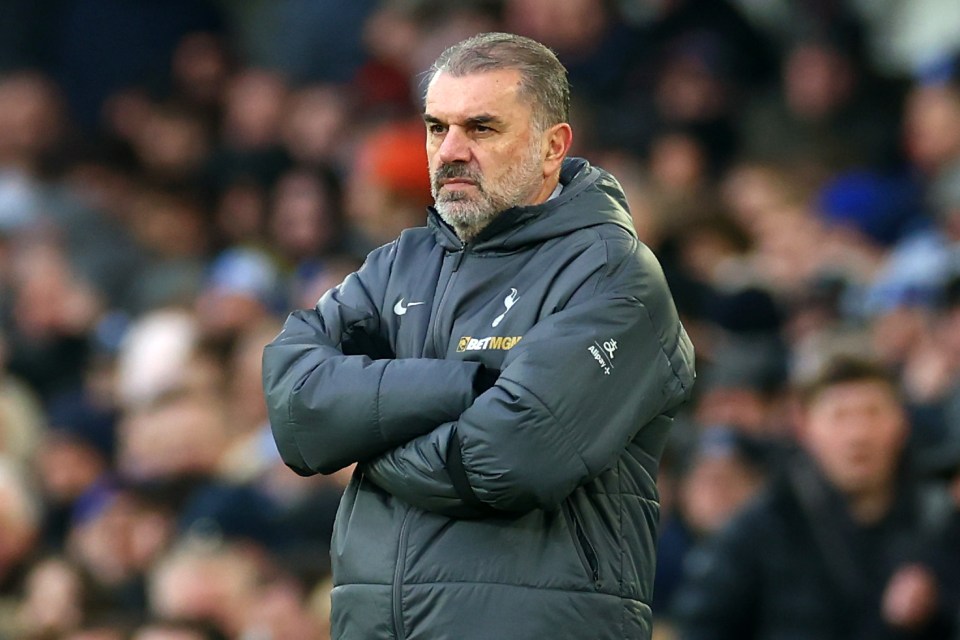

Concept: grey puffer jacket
[[263, 158, 695, 640]]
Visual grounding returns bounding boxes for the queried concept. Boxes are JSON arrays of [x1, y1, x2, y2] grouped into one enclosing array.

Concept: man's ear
[[542, 123, 573, 176]]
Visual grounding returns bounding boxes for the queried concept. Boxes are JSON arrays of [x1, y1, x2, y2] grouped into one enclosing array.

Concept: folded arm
[[263, 244, 486, 476], [363, 241, 695, 515]]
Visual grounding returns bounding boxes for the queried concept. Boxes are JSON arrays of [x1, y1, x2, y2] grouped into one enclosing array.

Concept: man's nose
[[437, 126, 471, 164]]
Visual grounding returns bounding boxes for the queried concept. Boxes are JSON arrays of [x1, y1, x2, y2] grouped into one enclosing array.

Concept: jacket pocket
[[562, 501, 600, 588]]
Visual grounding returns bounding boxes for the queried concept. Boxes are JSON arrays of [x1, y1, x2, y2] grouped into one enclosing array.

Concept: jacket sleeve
[[361, 422, 494, 518], [262, 244, 485, 476], [364, 239, 695, 514]]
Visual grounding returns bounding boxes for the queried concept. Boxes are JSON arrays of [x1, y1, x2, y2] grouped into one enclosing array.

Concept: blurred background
[[0, 0, 959, 638]]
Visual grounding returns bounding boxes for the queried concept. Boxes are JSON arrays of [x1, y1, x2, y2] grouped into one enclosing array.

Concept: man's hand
[[882, 563, 940, 631]]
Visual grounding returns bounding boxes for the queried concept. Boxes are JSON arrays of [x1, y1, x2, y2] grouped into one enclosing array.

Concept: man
[[673, 356, 958, 639], [262, 32, 694, 639]]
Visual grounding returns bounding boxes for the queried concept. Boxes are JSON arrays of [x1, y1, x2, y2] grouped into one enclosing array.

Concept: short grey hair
[[427, 32, 570, 131]]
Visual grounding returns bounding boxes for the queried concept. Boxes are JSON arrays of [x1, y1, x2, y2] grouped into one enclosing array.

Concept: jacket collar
[[427, 157, 637, 252]]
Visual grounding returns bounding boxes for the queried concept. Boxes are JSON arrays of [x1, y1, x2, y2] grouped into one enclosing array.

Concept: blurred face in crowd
[[281, 85, 348, 164], [18, 557, 84, 636], [903, 84, 960, 172], [119, 393, 228, 481], [37, 435, 107, 502], [504, 0, 607, 53], [783, 43, 854, 120], [0, 72, 63, 164], [133, 629, 206, 640], [695, 386, 771, 436], [680, 451, 765, 536], [134, 107, 209, 179], [171, 32, 231, 107], [270, 169, 338, 260], [800, 380, 907, 498], [68, 491, 174, 586], [223, 70, 287, 149], [149, 544, 259, 637], [424, 69, 569, 241]]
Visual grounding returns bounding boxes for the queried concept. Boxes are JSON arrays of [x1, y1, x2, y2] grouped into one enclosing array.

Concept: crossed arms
[[262, 240, 693, 518]]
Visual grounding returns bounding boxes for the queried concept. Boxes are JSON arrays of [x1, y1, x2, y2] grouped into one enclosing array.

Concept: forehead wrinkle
[[425, 70, 525, 113]]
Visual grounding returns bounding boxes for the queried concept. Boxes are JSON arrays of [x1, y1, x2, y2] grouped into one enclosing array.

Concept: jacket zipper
[[563, 501, 601, 587], [431, 246, 465, 357], [392, 508, 411, 639]]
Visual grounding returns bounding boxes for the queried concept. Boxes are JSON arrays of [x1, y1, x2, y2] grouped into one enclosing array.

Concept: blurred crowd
[[0, 0, 960, 638]]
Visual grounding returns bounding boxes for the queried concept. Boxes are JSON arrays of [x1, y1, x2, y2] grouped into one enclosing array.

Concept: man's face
[[903, 85, 960, 172], [424, 69, 547, 239], [801, 380, 907, 496]]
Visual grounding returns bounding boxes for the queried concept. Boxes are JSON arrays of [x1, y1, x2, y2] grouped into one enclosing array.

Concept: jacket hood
[[427, 157, 637, 252]]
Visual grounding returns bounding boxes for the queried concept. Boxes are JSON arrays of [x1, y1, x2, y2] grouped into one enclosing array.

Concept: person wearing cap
[[195, 247, 281, 343], [263, 32, 694, 640], [674, 355, 958, 639]]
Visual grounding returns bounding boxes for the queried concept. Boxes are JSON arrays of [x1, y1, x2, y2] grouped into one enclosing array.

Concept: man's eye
[[429, 124, 446, 134], [474, 125, 492, 133]]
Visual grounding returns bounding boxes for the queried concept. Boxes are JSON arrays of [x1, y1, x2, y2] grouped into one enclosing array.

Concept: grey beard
[[432, 165, 542, 242], [435, 196, 502, 243], [431, 135, 545, 243]]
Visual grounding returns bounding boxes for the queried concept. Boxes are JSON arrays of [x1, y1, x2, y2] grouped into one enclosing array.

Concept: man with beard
[[674, 356, 959, 639], [262, 32, 694, 640]]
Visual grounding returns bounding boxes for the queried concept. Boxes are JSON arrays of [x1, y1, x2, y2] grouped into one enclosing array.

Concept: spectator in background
[[218, 319, 282, 484], [210, 177, 268, 253], [741, 26, 899, 174], [353, 1, 501, 118], [677, 428, 768, 539], [913, 429, 960, 635], [36, 396, 116, 550], [15, 555, 86, 638], [65, 482, 175, 619], [903, 55, 960, 193], [147, 538, 325, 639], [862, 61, 960, 315], [131, 618, 226, 640], [113, 308, 199, 411], [194, 246, 281, 349], [691, 339, 788, 440], [129, 104, 211, 186], [124, 187, 210, 314], [848, 0, 960, 79], [52, 0, 223, 128], [168, 32, 234, 124], [900, 275, 960, 441], [147, 540, 259, 637], [279, 84, 350, 169], [0, 71, 65, 176], [4, 235, 100, 402], [654, 427, 768, 622], [116, 388, 280, 544], [247, 0, 376, 85], [205, 68, 291, 193], [344, 120, 434, 250], [268, 166, 347, 286], [0, 330, 44, 469], [0, 457, 42, 636], [674, 356, 958, 639]]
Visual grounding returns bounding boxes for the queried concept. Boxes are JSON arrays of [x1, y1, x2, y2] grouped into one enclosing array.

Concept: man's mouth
[[434, 164, 481, 192], [441, 178, 477, 187]]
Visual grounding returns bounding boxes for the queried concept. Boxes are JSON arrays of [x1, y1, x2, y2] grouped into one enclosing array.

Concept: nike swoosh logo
[[394, 299, 426, 315]]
